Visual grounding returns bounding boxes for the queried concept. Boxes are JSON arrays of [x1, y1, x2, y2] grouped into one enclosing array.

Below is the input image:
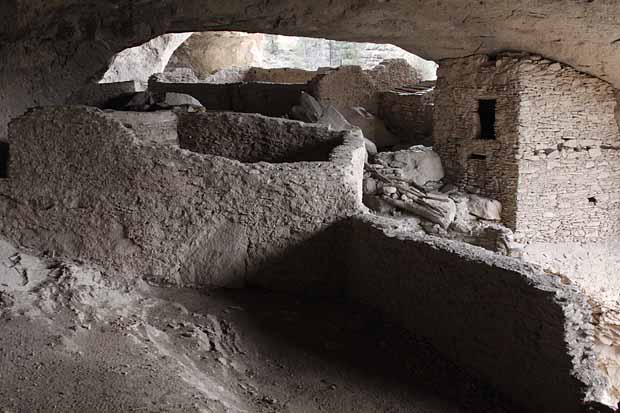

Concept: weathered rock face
[[339, 107, 400, 149], [166, 32, 264, 77], [100, 33, 192, 83], [373, 147, 445, 187]]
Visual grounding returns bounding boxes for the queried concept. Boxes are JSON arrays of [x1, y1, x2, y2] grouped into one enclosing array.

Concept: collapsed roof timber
[[1, 3, 620, 412]]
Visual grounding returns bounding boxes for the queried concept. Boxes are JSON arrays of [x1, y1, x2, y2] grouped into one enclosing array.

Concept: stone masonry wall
[[309, 59, 421, 115], [244, 67, 318, 84], [514, 59, 620, 242], [0, 106, 365, 293], [346, 214, 607, 412], [149, 77, 310, 117], [177, 111, 344, 163], [379, 90, 434, 146], [434, 54, 620, 241], [433, 55, 522, 228]]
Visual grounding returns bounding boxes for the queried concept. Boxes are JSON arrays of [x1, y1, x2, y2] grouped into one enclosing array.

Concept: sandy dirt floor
[[0, 239, 519, 413]]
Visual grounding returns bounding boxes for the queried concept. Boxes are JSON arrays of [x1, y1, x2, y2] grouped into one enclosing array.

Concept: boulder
[[162, 92, 203, 107], [373, 146, 444, 187], [291, 92, 323, 123], [291, 96, 379, 157], [467, 195, 502, 221], [340, 107, 400, 149], [363, 137, 378, 156], [317, 105, 351, 131]]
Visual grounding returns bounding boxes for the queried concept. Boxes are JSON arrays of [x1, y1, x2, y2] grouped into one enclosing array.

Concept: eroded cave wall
[[100, 33, 192, 83], [346, 214, 604, 412], [0, 106, 365, 292], [514, 60, 620, 242]]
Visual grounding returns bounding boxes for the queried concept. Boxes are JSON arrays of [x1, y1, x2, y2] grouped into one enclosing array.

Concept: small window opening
[[0, 142, 8, 178], [469, 153, 487, 160], [478, 99, 497, 140], [588, 197, 597, 205]]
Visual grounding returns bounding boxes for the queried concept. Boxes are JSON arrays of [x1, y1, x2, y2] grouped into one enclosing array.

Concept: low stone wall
[[177, 111, 344, 163], [108, 110, 178, 145], [244, 67, 318, 84], [309, 59, 421, 114], [1, 106, 365, 292], [149, 77, 309, 117], [379, 90, 434, 146], [68, 81, 147, 108], [346, 214, 611, 412]]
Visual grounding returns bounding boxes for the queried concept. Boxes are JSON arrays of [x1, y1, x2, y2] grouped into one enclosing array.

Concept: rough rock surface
[[340, 107, 400, 149], [467, 194, 503, 221], [161, 92, 203, 107], [373, 147, 445, 187], [290, 93, 379, 156], [166, 31, 265, 77], [100, 33, 192, 83]]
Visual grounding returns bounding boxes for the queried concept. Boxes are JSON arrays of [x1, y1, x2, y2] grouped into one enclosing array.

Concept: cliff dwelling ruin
[[2, 3, 620, 412]]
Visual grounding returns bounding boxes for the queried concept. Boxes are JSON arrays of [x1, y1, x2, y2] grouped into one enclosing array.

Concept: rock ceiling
[[4, 0, 620, 86]]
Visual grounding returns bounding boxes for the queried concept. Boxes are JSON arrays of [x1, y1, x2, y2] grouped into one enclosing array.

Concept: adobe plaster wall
[[345, 214, 615, 412], [177, 111, 344, 163], [0, 106, 365, 293]]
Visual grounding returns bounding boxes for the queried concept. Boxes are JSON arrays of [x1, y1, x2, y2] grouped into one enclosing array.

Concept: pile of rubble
[[362, 146, 523, 256]]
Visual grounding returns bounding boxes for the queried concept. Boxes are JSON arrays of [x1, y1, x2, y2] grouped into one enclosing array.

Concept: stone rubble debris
[[290, 92, 379, 155], [363, 145, 522, 256]]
